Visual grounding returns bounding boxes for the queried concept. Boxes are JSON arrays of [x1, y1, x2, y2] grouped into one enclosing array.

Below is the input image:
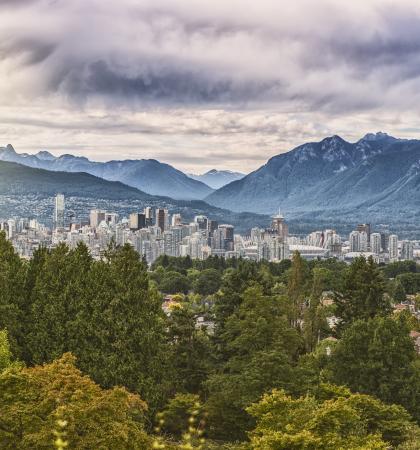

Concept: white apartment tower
[[389, 234, 399, 261], [370, 232, 382, 255], [54, 194, 65, 229]]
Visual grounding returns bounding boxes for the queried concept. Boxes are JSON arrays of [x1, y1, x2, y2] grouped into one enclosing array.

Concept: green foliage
[[247, 386, 416, 449], [0, 231, 27, 358], [396, 272, 420, 295], [382, 260, 418, 279], [160, 393, 203, 438], [335, 256, 390, 332], [205, 285, 301, 441], [393, 280, 407, 303], [327, 316, 420, 420], [160, 270, 191, 294], [0, 329, 12, 372], [167, 303, 213, 393], [193, 269, 222, 296], [0, 353, 150, 449]]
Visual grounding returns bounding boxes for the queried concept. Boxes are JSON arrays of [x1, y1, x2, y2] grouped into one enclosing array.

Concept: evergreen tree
[[0, 231, 27, 358], [205, 285, 301, 441], [287, 251, 309, 328], [76, 244, 170, 413], [335, 256, 389, 333], [167, 302, 213, 393]]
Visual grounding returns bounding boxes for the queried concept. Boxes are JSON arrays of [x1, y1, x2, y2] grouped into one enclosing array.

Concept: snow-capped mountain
[[0, 146, 214, 200], [205, 132, 420, 223], [189, 169, 245, 189]]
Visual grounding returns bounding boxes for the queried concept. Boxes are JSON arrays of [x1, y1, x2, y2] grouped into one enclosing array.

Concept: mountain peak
[[4, 144, 16, 154], [360, 131, 395, 142], [36, 150, 55, 161]]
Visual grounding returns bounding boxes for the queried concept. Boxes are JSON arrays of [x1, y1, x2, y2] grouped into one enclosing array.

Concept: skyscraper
[[129, 213, 146, 231], [271, 212, 288, 240], [401, 240, 414, 261], [370, 232, 382, 255], [54, 194, 65, 229], [389, 234, 398, 261], [155, 208, 169, 232]]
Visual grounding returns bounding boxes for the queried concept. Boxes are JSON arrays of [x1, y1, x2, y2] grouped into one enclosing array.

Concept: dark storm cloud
[[2, 0, 420, 113]]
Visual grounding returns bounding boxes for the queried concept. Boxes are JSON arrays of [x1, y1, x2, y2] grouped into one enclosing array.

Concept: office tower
[[90, 209, 106, 228], [207, 220, 218, 234], [194, 215, 208, 231], [401, 240, 414, 261], [218, 224, 234, 251], [54, 194, 65, 229], [370, 232, 382, 255], [171, 213, 182, 227], [389, 234, 398, 261], [129, 213, 146, 231], [349, 230, 360, 252], [359, 231, 368, 252], [144, 207, 154, 227], [357, 223, 371, 241], [155, 208, 168, 232], [381, 232, 390, 252], [271, 212, 288, 240], [105, 212, 118, 225]]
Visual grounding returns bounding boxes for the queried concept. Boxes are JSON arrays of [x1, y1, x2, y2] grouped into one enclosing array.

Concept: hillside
[[0, 161, 268, 232], [0, 145, 214, 200], [205, 133, 420, 226]]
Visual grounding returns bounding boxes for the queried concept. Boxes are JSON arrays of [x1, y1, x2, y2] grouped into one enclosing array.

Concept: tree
[[205, 285, 301, 441], [160, 393, 202, 438], [335, 256, 389, 332], [0, 353, 150, 449], [396, 273, 420, 295], [27, 242, 93, 364], [160, 270, 191, 294], [193, 269, 222, 296], [0, 231, 27, 358], [287, 251, 309, 328], [327, 316, 420, 420], [393, 280, 407, 303], [0, 329, 12, 372], [167, 303, 213, 393], [302, 268, 332, 352], [247, 385, 416, 450], [75, 244, 170, 413]]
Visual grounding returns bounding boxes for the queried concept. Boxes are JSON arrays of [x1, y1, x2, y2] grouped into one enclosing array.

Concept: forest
[[0, 231, 419, 449]]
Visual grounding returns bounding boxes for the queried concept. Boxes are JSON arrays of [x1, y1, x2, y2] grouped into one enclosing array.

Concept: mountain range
[[0, 160, 268, 232], [189, 169, 244, 189], [0, 145, 213, 200], [205, 132, 420, 227]]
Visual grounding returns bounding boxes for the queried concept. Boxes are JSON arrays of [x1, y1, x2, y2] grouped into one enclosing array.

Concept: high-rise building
[[349, 230, 360, 252], [359, 231, 368, 252], [389, 234, 398, 261], [171, 213, 182, 227], [54, 194, 65, 229], [370, 232, 382, 255], [90, 209, 106, 228], [129, 213, 146, 231], [194, 215, 208, 231], [381, 232, 390, 252], [218, 224, 234, 251], [271, 212, 288, 240], [155, 208, 169, 232], [144, 207, 154, 227], [401, 240, 414, 261], [357, 223, 371, 241]]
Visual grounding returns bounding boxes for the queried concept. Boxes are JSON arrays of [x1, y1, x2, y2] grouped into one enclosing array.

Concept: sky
[[2, 0, 420, 173]]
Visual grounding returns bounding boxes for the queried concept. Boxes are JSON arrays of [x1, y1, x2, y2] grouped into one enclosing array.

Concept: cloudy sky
[[2, 0, 420, 173]]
